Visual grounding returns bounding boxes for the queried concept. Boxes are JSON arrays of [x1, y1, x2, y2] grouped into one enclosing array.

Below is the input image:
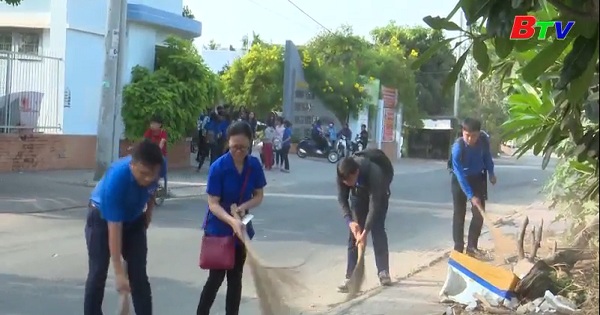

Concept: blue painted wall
[[62, 30, 104, 135]]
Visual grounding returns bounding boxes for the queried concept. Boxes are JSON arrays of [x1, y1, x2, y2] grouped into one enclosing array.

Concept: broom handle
[[117, 261, 130, 315]]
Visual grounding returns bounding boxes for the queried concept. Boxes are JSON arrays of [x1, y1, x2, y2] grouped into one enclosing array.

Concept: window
[[293, 115, 314, 125], [294, 102, 312, 112], [0, 32, 12, 51], [0, 29, 42, 55], [294, 89, 306, 99], [306, 91, 315, 100], [17, 33, 40, 54]]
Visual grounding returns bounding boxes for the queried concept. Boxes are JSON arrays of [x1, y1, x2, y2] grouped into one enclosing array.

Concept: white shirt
[[275, 125, 285, 140], [263, 127, 276, 143]]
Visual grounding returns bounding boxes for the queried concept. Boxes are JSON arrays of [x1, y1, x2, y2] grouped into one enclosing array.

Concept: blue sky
[[183, 0, 462, 48]]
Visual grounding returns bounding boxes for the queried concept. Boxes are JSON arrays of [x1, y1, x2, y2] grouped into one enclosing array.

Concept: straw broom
[[474, 203, 515, 263], [345, 240, 366, 301], [232, 205, 305, 315]]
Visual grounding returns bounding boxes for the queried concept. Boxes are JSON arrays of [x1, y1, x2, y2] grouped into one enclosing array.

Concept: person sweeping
[[335, 149, 394, 296]]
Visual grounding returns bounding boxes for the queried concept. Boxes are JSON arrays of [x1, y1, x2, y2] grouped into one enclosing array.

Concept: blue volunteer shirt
[[203, 152, 267, 240], [90, 156, 166, 222], [451, 136, 495, 200], [219, 120, 230, 137], [282, 127, 292, 147]]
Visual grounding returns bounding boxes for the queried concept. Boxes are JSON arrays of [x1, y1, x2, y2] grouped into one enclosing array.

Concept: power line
[[286, 0, 332, 33], [244, 0, 313, 30]]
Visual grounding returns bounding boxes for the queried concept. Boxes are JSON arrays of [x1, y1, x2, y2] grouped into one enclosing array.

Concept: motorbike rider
[[311, 119, 329, 154], [338, 123, 352, 141]]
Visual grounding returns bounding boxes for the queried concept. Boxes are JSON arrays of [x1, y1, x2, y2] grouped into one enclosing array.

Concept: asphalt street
[[0, 154, 553, 315]]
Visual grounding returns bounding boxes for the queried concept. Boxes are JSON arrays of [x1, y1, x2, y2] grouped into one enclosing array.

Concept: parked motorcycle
[[350, 134, 364, 154], [296, 137, 340, 163], [336, 135, 350, 158]]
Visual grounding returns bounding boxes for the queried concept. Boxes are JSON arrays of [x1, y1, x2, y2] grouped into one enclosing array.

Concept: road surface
[[0, 155, 552, 315]]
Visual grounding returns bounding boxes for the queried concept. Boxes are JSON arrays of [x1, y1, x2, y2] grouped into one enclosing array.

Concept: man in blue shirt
[[450, 118, 497, 257], [84, 139, 165, 315]]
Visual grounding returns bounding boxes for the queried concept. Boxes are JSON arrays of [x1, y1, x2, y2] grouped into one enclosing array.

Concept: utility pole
[[94, 0, 126, 181], [453, 13, 464, 118]]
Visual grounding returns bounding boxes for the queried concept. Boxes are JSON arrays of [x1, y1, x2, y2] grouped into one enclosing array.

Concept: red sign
[[381, 86, 397, 109], [382, 108, 395, 142]]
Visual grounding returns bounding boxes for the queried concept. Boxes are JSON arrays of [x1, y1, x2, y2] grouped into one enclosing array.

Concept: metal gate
[[0, 50, 63, 134]]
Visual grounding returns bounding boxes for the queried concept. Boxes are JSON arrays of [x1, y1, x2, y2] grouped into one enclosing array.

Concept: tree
[[459, 59, 508, 156], [122, 36, 220, 143], [371, 23, 456, 116], [301, 27, 372, 123], [0, 0, 22, 5], [220, 41, 284, 118], [418, 0, 599, 281], [204, 39, 221, 50], [182, 5, 194, 19]]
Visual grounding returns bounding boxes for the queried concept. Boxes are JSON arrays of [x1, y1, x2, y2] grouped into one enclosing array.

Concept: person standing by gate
[[336, 149, 394, 292], [84, 139, 165, 315], [450, 118, 497, 256]]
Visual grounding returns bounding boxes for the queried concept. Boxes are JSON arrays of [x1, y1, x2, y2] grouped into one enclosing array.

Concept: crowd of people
[[195, 106, 293, 173]]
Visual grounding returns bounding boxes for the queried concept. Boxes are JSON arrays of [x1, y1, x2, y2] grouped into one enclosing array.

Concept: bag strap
[[202, 166, 252, 230]]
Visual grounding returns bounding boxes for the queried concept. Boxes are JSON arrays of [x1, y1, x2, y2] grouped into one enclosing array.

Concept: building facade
[[0, 0, 202, 136]]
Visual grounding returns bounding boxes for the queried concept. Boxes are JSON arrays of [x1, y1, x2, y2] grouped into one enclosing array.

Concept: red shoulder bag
[[199, 169, 251, 270]]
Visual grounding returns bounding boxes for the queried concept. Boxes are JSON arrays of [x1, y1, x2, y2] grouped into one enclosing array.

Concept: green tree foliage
[[459, 60, 508, 156], [121, 36, 220, 144], [419, 0, 599, 221], [301, 27, 371, 123], [0, 0, 22, 5], [182, 5, 194, 19], [220, 41, 284, 118], [301, 26, 418, 125], [371, 23, 456, 116]]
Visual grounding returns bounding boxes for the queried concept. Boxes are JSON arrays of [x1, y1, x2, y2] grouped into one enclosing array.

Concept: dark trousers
[[197, 245, 247, 315], [275, 149, 282, 166], [280, 146, 290, 170], [84, 207, 152, 315], [451, 174, 486, 252], [346, 193, 390, 279]]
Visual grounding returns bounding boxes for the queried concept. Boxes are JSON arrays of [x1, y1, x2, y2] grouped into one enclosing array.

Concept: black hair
[[284, 120, 292, 128], [337, 157, 360, 180], [461, 117, 482, 132], [131, 139, 164, 167], [150, 116, 163, 125], [361, 124, 366, 128], [226, 120, 253, 141], [276, 116, 284, 124]]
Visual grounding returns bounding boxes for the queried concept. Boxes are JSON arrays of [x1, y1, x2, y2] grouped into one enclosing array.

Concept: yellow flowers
[[354, 83, 365, 93], [409, 49, 419, 58]]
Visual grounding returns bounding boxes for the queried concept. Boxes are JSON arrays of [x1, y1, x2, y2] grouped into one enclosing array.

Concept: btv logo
[[509, 15, 575, 40]]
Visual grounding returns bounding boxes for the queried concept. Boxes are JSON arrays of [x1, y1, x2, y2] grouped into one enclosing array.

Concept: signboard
[[382, 108, 395, 142], [381, 86, 397, 109]]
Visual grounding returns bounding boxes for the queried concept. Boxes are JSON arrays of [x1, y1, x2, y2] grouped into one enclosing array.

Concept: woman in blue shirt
[[197, 121, 267, 315]]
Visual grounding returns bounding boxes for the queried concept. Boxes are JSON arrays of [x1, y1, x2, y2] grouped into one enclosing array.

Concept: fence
[[0, 50, 63, 134]]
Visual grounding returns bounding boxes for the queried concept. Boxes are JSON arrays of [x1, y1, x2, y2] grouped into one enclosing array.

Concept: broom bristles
[[243, 238, 305, 315], [232, 205, 306, 314], [345, 244, 366, 301]]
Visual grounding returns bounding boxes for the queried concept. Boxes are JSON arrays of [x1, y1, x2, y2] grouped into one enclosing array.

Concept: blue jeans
[[83, 207, 152, 315], [162, 156, 168, 190]]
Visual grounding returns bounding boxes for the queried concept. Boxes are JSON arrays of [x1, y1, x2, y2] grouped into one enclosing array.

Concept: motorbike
[[335, 135, 350, 158], [350, 134, 364, 154], [296, 137, 340, 163]]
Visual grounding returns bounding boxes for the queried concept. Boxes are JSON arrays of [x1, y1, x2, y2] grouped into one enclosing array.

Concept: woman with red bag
[[197, 121, 267, 315]]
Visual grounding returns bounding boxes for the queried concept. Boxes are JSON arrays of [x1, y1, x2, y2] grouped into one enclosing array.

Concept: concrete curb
[[320, 250, 451, 315]]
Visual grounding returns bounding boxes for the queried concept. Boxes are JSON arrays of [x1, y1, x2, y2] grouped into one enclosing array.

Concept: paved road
[[0, 155, 552, 315]]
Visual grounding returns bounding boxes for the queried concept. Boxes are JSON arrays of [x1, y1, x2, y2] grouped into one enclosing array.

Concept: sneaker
[[337, 278, 350, 293], [465, 248, 486, 260], [316, 150, 323, 155], [281, 169, 289, 173], [378, 271, 392, 286]]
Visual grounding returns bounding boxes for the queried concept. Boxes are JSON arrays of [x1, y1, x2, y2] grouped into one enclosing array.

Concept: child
[[262, 123, 276, 170]]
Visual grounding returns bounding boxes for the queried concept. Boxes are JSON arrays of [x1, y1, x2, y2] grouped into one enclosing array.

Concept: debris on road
[[437, 214, 599, 314]]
